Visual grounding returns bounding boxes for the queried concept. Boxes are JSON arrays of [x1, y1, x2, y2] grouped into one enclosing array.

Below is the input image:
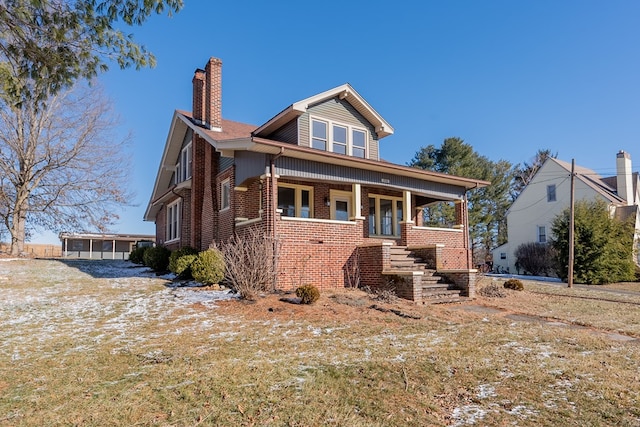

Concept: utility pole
[[568, 159, 575, 288]]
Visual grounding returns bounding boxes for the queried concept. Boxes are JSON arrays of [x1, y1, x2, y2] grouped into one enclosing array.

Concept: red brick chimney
[[204, 57, 223, 131], [192, 68, 205, 125]]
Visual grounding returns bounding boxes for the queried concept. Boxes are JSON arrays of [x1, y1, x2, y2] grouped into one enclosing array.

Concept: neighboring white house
[[492, 150, 640, 275]]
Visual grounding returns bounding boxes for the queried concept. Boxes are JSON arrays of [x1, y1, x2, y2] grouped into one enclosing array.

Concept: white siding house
[[493, 151, 640, 275]]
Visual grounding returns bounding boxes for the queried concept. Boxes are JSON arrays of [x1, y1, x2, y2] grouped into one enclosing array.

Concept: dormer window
[[310, 118, 367, 158]]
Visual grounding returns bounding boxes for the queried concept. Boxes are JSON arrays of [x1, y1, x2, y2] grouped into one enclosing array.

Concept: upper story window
[[547, 184, 556, 202], [310, 118, 367, 158], [175, 142, 192, 184], [278, 183, 313, 218]]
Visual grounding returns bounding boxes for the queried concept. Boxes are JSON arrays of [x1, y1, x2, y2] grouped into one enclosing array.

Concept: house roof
[[550, 158, 626, 204], [144, 108, 489, 221], [253, 84, 394, 139]]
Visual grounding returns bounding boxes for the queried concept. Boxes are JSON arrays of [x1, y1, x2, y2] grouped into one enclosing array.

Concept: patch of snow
[[476, 384, 497, 399], [451, 405, 488, 426]]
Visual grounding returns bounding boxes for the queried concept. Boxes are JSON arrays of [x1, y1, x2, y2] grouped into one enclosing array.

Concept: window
[[175, 142, 192, 184], [166, 200, 181, 241], [500, 252, 507, 260], [332, 125, 347, 155], [311, 119, 327, 150], [538, 226, 547, 243], [278, 184, 313, 218], [352, 129, 366, 158], [547, 184, 556, 202], [368, 194, 403, 237], [310, 117, 367, 158], [221, 179, 230, 210]]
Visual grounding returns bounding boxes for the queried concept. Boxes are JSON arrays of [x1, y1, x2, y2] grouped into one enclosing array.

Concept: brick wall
[[275, 217, 364, 290]]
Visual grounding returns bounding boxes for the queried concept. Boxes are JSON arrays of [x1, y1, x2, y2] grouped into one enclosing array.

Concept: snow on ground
[[0, 259, 239, 360]]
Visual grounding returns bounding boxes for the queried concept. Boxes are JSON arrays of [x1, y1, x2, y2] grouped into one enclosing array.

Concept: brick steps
[[386, 246, 464, 304]]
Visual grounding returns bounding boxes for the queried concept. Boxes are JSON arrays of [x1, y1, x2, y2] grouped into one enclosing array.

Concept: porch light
[[324, 197, 331, 207]]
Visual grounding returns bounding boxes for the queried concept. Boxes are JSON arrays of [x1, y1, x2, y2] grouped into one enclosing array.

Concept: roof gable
[[253, 84, 393, 139]]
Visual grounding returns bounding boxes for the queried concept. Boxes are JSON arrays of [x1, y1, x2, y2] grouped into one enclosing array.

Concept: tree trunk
[[9, 198, 27, 256]]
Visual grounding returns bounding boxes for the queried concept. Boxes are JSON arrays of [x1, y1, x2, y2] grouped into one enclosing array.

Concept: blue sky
[[34, 0, 640, 243]]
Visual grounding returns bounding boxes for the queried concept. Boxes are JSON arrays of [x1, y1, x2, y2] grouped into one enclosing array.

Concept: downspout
[[270, 147, 285, 290]]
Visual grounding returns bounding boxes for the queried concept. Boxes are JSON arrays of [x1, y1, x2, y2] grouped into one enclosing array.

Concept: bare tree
[[0, 81, 132, 255]]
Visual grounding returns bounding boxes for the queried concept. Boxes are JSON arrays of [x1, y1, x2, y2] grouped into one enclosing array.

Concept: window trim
[[309, 116, 368, 158], [278, 183, 314, 218], [221, 178, 231, 211], [166, 200, 181, 242], [368, 193, 403, 237], [547, 184, 556, 202], [537, 225, 547, 243], [174, 142, 192, 185]]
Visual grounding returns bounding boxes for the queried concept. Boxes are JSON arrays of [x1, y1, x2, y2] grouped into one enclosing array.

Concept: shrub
[[191, 248, 225, 285], [169, 246, 199, 277], [296, 284, 320, 304], [129, 246, 149, 264], [503, 279, 524, 291], [478, 283, 507, 298], [221, 229, 280, 300], [143, 246, 171, 272], [514, 242, 555, 276]]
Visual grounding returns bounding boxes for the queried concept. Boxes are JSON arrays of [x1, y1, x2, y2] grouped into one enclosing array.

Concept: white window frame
[[278, 183, 314, 218], [174, 143, 192, 185], [547, 184, 556, 202], [166, 200, 181, 242], [368, 194, 403, 237], [537, 225, 547, 243], [221, 178, 230, 211], [309, 116, 368, 158]]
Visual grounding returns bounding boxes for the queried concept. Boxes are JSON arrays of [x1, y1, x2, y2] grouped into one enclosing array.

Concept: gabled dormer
[[253, 84, 393, 161]]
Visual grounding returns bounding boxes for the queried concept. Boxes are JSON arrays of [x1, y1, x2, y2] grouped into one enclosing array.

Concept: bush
[[478, 283, 507, 298], [129, 246, 149, 264], [503, 278, 524, 291], [169, 246, 199, 277], [221, 229, 279, 300], [296, 284, 320, 304], [191, 248, 225, 285], [514, 242, 555, 276], [143, 246, 171, 272]]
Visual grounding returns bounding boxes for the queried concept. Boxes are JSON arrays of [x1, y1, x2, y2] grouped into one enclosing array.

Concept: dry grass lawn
[[1, 259, 639, 426]]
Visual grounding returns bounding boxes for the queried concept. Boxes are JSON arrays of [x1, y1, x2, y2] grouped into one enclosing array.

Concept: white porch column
[[403, 190, 413, 223], [112, 239, 116, 259], [64, 238, 68, 258], [352, 183, 365, 219], [89, 239, 93, 259]]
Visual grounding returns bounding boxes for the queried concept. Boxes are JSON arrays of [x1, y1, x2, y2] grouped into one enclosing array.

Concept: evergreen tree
[[551, 199, 635, 284]]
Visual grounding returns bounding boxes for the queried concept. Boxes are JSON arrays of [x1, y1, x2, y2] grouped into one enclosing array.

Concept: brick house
[[144, 57, 489, 302]]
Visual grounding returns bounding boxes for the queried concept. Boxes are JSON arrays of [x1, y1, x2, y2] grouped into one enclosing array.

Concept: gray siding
[[267, 118, 298, 144], [298, 98, 380, 160], [220, 156, 234, 172], [235, 151, 268, 186], [275, 157, 465, 200]]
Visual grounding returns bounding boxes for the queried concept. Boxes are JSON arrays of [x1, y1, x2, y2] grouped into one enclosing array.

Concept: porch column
[[352, 183, 365, 219], [64, 238, 68, 258], [402, 191, 412, 223], [112, 239, 116, 260], [89, 239, 93, 259]]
